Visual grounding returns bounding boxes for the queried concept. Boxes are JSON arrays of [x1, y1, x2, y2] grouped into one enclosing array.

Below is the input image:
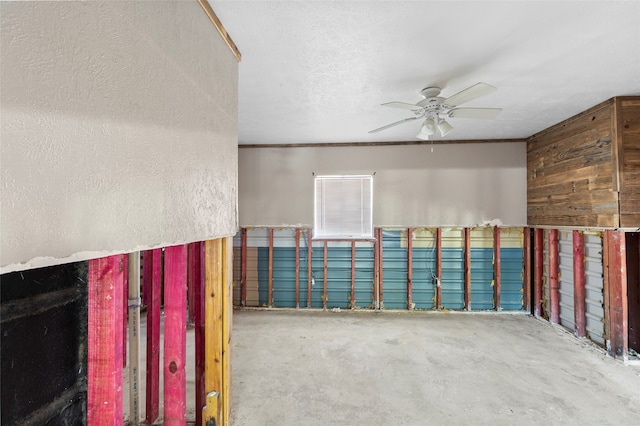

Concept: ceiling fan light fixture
[[416, 118, 436, 140], [437, 119, 454, 137]]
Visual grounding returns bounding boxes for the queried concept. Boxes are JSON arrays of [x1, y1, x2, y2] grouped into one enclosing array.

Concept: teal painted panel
[[310, 245, 325, 308], [382, 230, 407, 309], [258, 247, 268, 306], [354, 247, 374, 308], [441, 248, 464, 309], [412, 248, 436, 309], [471, 248, 494, 310], [500, 248, 524, 311]]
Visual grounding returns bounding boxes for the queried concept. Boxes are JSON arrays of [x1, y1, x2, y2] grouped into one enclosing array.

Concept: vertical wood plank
[[307, 229, 313, 308], [549, 229, 560, 324], [493, 226, 501, 311], [122, 254, 128, 369], [374, 228, 379, 310], [604, 230, 628, 358], [240, 228, 247, 307], [163, 245, 187, 426], [268, 228, 274, 308], [295, 228, 300, 309], [379, 228, 384, 309], [523, 227, 532, 313], [88, 255, 124, 426], [204, 239, 223, 423], [222, 237, 234, 425], [407, 228, 413, 310], [573, 230, 587, 337], [435, 228, 442, 310], [193, 242, 206, 426], [323, 241, 328, 310], [145, 248, 162, 424], [533, 228, 544, 317], [351, 240, 356, 309], [128, 252, 141, 426], [464, 227, 471, 311]]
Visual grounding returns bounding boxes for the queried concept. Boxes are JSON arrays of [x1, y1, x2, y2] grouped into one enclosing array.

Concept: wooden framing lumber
[[351, 241, 356, 309], [194, 242, 206, 426], [435, 228, 442, 310], [88, 255, 124, 425], [407, 228, 413, 310], [204, 239, 223, 423], [240, 228, 247, 307], [573, 231, 587, 337], [128, 252, 142, 425], [374, 228, 379, 310], [533, 228, 544, 317], [222, 237, 233, 425], [145, 248, 162, 424], [295, 228, 300, 309], [464, 228, 471, 310], [549, 229, 560, 324], [523, 227, 532, 313], [323, 241, 328, 310], [604, 230, 628, 359], [379, 228, 384, 309], [122, 254, 128, 369], [307, 229, 313, 308], [268, 228, 274, 308], [493, 226, 501, 311], [163, 245, 187, 426]]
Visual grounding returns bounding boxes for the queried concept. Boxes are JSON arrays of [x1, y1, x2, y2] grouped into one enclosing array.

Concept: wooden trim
[[88, 255, 124, 426], [145, 249, 162, 424], [407, 228, 413, 310], [464, 228, 471, 310], [268, 228, 274, 308], [611, 97, 624, 194], [221, 237, 234, 425], [240, 228, 247, 307], [435, 228, 442, 310], [323, 241, 328, 310], [163, 245, 187, 426], [351, 241, 356, 309], [533, 228, 544, 317], [239, 138, 525, 149], [295, 228, 300, 309], [197, 0, 242, 62], [573, 230, 586, 338], [549, 229, 559, 324], [523, 227, 531, 313], [493, 226, 501, 311]]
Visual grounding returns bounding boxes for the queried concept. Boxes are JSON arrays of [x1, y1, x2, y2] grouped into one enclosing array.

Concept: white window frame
[[313, 175, 373, 240]]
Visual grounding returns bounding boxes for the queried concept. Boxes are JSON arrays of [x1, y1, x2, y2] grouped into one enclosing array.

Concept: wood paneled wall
[[617, 98, 640, 227], [527, 97, 640, 228]]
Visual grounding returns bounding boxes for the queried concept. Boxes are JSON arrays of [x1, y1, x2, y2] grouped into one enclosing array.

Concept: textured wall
[[239, 143, 526, 227], [1, 2, 238, 272]]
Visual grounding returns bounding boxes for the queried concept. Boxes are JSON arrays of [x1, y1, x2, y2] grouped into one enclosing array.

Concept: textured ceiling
[[211, 1, 640, 145]]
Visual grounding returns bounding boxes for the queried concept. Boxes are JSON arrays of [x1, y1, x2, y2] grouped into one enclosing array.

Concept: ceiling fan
[[369, 82, 502, 140]]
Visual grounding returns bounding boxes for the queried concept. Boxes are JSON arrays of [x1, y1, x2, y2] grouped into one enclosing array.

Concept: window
[[314, 175, 373, 239]]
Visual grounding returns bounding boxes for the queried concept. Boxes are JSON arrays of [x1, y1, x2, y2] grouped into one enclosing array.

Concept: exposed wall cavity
[[1, 262, 88, 425], [239, 143, 526, 227], [0, 1, 239, 272]]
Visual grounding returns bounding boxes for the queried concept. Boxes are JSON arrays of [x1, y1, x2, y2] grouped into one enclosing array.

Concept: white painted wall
[[1, 1, 238, 272], [239, 143, 526, 227]]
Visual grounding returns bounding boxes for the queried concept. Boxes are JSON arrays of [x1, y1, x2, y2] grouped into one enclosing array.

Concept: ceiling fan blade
[[368, 117, 419, 133], [443, 82, 497, 107], [381, 101, 422, 111], [448, 108, 502, 119]]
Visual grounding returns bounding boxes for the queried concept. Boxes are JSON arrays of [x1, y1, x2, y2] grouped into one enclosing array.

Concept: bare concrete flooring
[[125, 310, 640, 425]]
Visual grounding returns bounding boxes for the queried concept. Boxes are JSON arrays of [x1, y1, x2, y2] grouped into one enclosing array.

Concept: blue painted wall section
[[382, 230, 408, 309], [471, 248, 494, 310], [500, 248, 524, 310]]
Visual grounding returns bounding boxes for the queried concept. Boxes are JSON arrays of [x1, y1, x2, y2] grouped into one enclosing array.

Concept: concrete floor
[[231, 310, 640, 425]]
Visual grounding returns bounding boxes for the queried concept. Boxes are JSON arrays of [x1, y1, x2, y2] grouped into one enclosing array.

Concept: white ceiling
[[211, 1, 640, 145]]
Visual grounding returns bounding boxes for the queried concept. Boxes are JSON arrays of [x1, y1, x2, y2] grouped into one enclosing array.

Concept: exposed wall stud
[[351, 240, 356, 309], [523, 227, 532, 313], [464, 228, 471, 310], [379, 228, 384, 309], [323, 241, 328, 310], [436, 228, 442, 310], [205, 239, 223, 422], [123, 254, 128, 369], [240, 228, 247, 307], [374, 228, 379, 309], [604, 230, 628, 359], [549, 229, 559, 324], [193, 242, 205, 426], [295, 228, 300, 309], [88, 255, 124, 425], [573, 230, 587, 337], [407, 228, 413, 310], [268, 228, 274, 308], [493, 226, 501, 311], [163, 245, 187, 426], [145, 249, 162, 424], [307, 229, 313, 308], [222, 237, 233, 425], [533, 228, 544, 317], [128, 252, 142, 425]]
